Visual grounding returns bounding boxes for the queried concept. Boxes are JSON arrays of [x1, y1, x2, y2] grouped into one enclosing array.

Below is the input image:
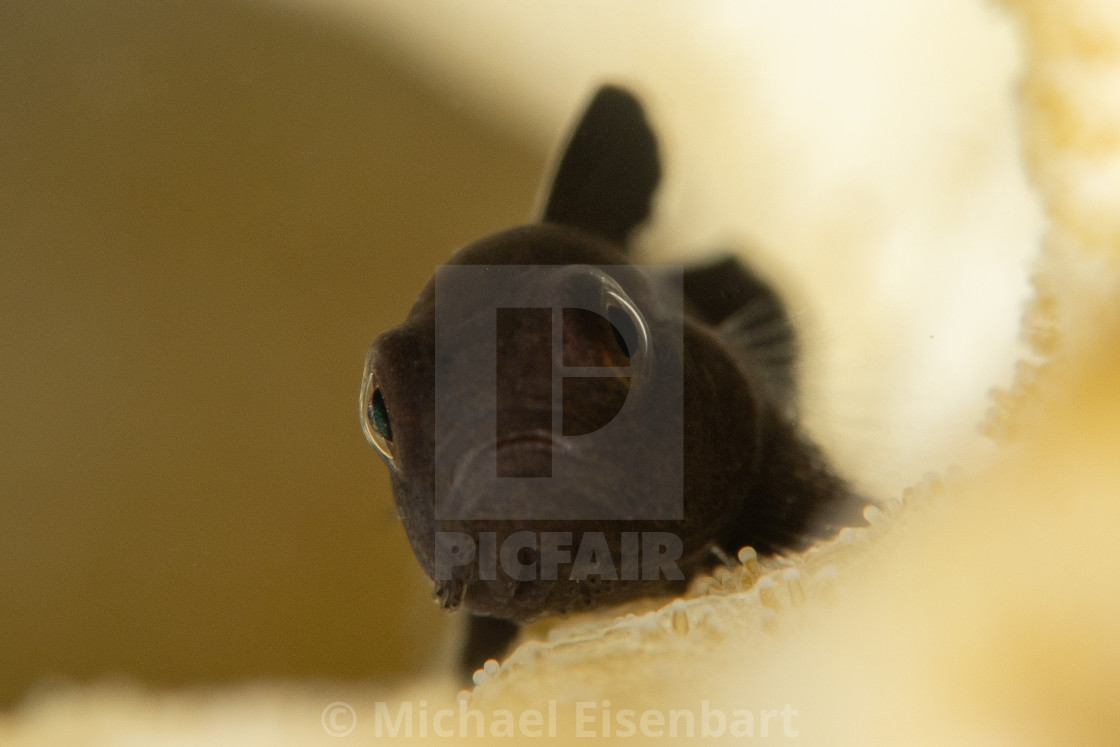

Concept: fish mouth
[[493, 429, 568, 479], [442, 429, 594, 519], [448, 428, 575, 483], [494, 430, 560, 453]]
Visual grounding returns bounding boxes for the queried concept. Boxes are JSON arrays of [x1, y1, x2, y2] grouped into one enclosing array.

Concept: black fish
[[360, 85, 870, 676]]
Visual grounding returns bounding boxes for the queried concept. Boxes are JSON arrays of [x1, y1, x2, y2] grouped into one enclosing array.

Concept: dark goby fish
[[360, 85, 870, 676]]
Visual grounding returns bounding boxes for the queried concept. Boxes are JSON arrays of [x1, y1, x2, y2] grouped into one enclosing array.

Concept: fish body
[[361, 85, 869, 669]]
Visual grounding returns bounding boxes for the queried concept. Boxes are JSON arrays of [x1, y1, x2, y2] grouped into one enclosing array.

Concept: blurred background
[[0, 0, 545, 706], [0, 0, 1043, 707]]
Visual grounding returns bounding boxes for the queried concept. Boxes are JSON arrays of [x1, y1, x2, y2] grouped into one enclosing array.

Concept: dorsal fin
[[539, 85, 661, 248]]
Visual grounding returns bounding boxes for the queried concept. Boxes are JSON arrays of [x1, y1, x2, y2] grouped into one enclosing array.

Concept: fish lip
[[443, 428, 585, 517], [494, 429, 566, 453]]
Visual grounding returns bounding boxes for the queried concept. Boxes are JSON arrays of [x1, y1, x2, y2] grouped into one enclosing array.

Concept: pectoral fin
[[683, 254, 800, 418]]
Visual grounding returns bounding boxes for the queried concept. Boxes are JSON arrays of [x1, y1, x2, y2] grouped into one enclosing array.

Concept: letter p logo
[[433, 265, 682, 521], [494, 305, 637, 478]]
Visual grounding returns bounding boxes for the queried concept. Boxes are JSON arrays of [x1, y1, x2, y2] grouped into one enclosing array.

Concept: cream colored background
[[2, 0, 1046, 711]]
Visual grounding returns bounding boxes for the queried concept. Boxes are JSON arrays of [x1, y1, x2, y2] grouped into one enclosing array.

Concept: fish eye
[[360, 372, 395, 462], [603, 288, 648, 362], [606, 303, 638, 358], [370, 389, 392, 441]]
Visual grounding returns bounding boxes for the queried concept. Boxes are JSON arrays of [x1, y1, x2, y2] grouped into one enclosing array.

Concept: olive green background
[[0, 0, 542, 705]]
